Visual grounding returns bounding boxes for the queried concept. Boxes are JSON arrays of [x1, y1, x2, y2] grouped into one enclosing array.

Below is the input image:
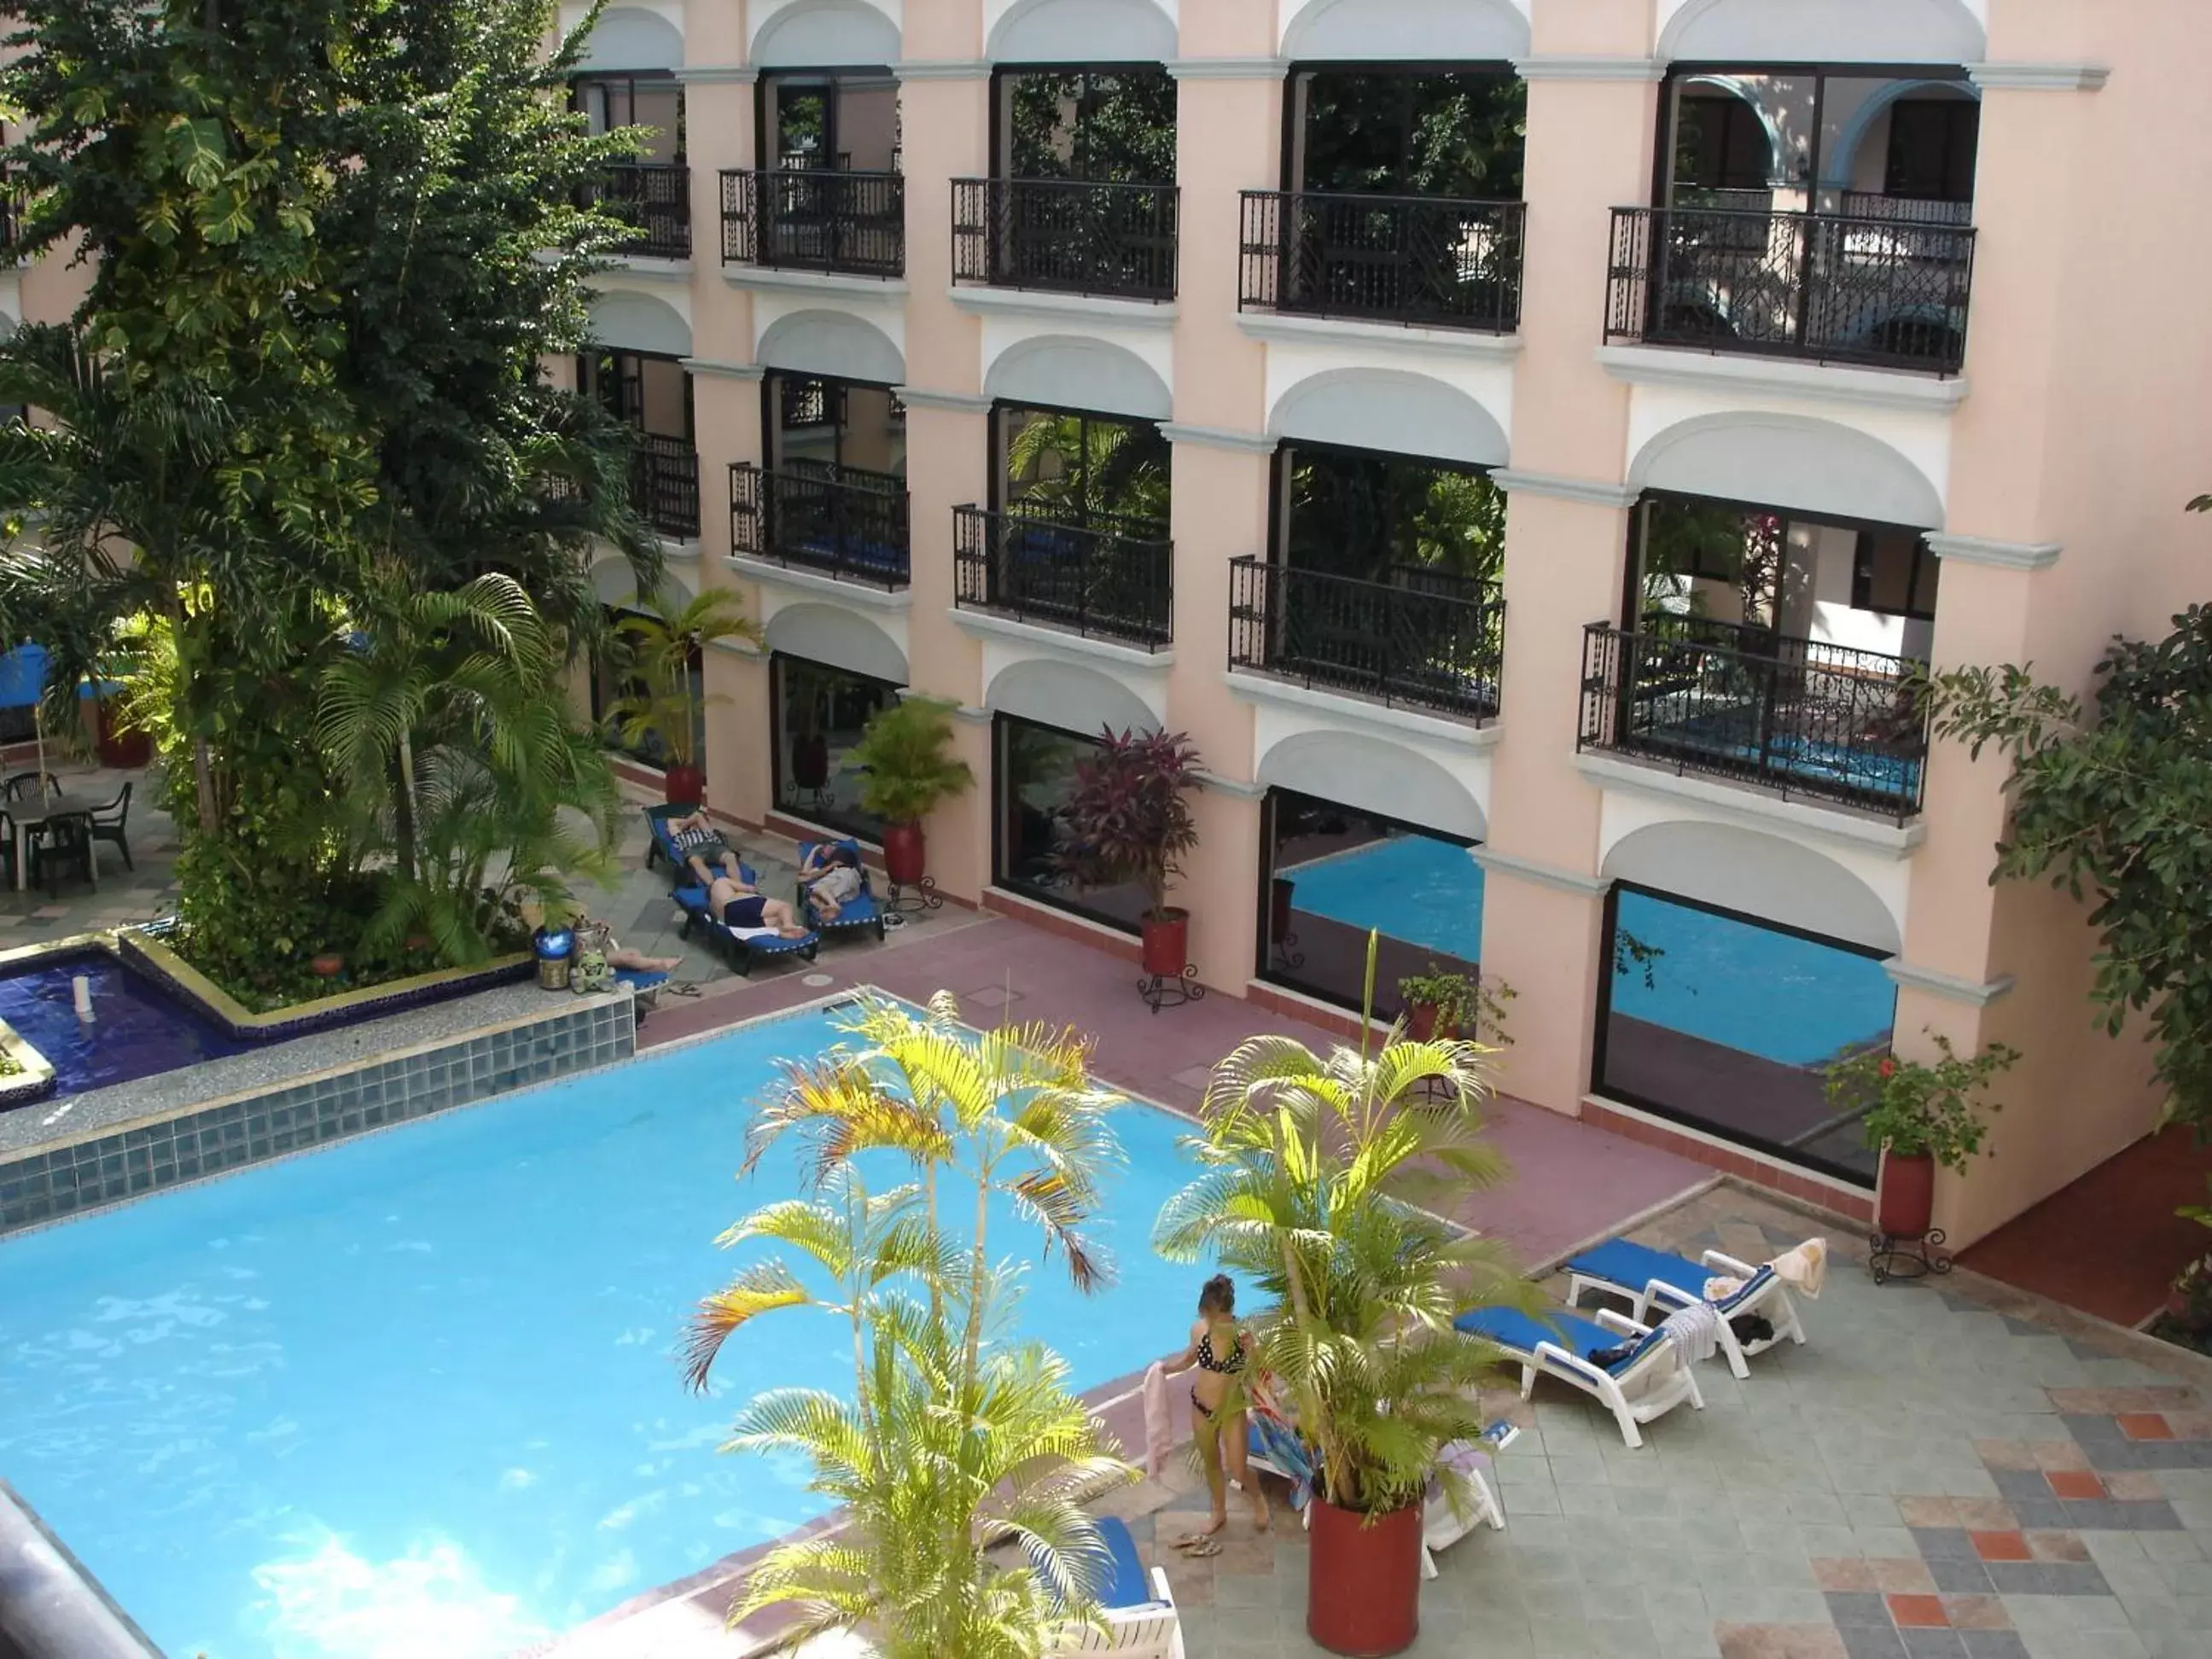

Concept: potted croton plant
[[1054, 726, 1202, 987], [1395, 965, 1516, 1047], [849, 695, 974, 888], [1825, 1031, 2020, 1237]]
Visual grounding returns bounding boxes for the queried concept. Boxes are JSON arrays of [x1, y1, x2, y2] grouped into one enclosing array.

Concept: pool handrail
[[0, 1478, 164, 1659]]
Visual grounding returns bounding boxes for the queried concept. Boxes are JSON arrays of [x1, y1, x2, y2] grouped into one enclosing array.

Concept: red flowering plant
[[1053, 727, 1203, 921], [1824, 1030, 2021, 1173]]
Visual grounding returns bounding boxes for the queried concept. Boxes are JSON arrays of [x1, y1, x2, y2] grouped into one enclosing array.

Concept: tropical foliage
[[1155, 939, 1531, 1519], [1003, 410, 1170, 529], [1286, 451, 1505, 587], [1054, 727, 1204, 920], [1825, 1032, 2018, 1173], [604, 586, 764, 772], [850, 696, 975, 825], [683, 992, 1137, 1659]]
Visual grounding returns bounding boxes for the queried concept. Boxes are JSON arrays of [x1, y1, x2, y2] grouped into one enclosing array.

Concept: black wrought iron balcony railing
[[951, 178, 1179, 301], [1578, 617, 1930, 818], [952, 502, 1173, 649], [1227, 556, 1505, 723], [632, 434, 700, 540], [1238, 191, 1525, 333], [719, 169, 905, 278], [731, 460, 911, 588], [1604, 204, 1976, 375], [588, 163, 692, 260]]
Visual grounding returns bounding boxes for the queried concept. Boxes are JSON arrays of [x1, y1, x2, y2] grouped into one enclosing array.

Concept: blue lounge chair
[[795, 838, 887, 943], [643, 801, 721, 874], [672, 870, 820, 976], [1045, 1515, 1181, 1656], [1562, 1239, 1805, 1381], [613, 966, 668, 1025], [1454, 1304, 1703, 1449]]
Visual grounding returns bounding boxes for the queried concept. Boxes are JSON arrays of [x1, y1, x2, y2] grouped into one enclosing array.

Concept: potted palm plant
[[607, 587, 764, 804], [1054, 726, 1202, 986], [1825, 1030, 2019, 1237], [850, 696, 974, 885], [1155, 935, 1534, 1657]]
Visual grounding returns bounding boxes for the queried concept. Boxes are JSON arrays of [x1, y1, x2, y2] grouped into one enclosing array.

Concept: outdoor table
[[8, 795, 98, 893]]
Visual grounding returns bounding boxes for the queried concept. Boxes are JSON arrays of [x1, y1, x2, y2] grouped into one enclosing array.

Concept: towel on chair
[[1658, 1301, 1722, 1365], [1767, 1237, 1828, 1299], [1141, 1362, 1172, 1478]]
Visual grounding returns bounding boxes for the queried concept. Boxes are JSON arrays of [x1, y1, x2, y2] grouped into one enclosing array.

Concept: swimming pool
[[1280, 834, 1487, 962], [0, 950, 252, 1097], [0, 1004, 1213, 1658]]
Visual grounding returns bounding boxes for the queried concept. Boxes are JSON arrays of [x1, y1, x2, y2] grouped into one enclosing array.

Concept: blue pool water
[[1280, 834, 1487, 961], [1610, 889, 1895, 1068], [0, 952, 251, 1097], [0, 1006, 1212, 1658]]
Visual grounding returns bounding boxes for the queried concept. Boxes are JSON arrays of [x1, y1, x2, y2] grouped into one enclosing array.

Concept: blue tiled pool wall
[[0, 999, 635, 1237]]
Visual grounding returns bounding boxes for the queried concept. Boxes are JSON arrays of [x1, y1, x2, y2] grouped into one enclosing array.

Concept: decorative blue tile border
[[0, 997, 636, 1236]]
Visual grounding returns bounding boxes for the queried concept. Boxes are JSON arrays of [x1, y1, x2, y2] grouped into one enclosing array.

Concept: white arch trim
[[1283, 0, 1527, 62], [580, 6, 684, 72], [1269, 368, 1508, 470], [1258, 731, 1486, 841], [756, 309, 905, 385], [1629, 412, 1944, 530], [752, 0, 900, 69], [1823, 79, 1979, 188], [986, 335, 1172, 423], [1661, 0, 1983, 65], [989, 0, 1176, 63], [986, 657, 1159, 737], [1604, 820, 1901, 954], [766, 602, 909, 684], [586, 289, 692, 358]]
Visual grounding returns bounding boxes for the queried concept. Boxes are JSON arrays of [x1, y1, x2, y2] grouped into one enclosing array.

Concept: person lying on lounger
[[684, 853, 811, 939], [575, 919, 683, 975], [664, 808, 729, 860], [796, 843, 864, 920]]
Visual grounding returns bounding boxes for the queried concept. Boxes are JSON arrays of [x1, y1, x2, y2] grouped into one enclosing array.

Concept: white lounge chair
[[1454, 1304, 1704, 1449], [1243, 1417, 1504, 1579], [1562, 1238, 1807, 1381], [1046, 1516, 1185, 1659]]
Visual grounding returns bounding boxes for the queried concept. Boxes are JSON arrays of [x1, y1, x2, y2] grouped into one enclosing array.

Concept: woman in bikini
[[1161, 1273, 1269, 1551]]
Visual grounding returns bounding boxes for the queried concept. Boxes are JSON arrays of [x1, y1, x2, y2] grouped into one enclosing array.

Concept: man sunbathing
[[796, 842, 864, 921], [684, 852, 810, 939], [664, 807, 728, 860]]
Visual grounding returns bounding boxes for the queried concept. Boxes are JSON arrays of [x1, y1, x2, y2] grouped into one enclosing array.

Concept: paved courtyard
[[1097, 1185, 2212, 1659]]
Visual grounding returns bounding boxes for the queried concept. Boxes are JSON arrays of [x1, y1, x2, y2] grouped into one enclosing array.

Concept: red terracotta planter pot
[[882, 822, 927, 887], [662, 764, 705, 807], [95, 701, 153, 770], [1877, 1150, 1936, 1237], [1140, 908, 1189, 978], [1307, 1496, 1424, 1656], [1403, 1002, 1458, 1043]]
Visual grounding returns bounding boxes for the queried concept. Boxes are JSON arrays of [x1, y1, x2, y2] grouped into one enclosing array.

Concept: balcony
[[1237, 191, 1524, 333], [1604, 204, 1975, 375], [590, 163, 691, 260], [953, 503, 1173, 650], [632, 434, 700, 540], [951, 178, 1178, 302], [731, 461, 910, 589], [1578, 617, 1929, 819], [719, 169, 905, 279], [1228, 557, 1505, 723]]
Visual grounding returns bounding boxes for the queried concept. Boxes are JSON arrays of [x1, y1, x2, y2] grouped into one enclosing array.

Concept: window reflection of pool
[[1278, 833, 1487, 961]]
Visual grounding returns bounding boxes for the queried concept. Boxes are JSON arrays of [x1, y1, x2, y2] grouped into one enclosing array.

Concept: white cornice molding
[[1195, 769, 1266, 799], [1488, 469, 1640, 509], [1594, 343, 1969, 413], [683, 357, 764, 381], [1515, 55, 1664, 82], [893, 60, 992, 82], [674, 65, 758, 85], [721, 265, 909, 302], [1232, 308, 1523, 364], [706, 633, 766, 661], [1159, 422, 1274, 456], [1968, 62, 2110, 92], [724, 555, 913, 614], [893, 385, 992, 415], [1166, 57, 1287, 80], [947, 283, 1176, 331], [1884, 959, 2017, 1007], [1924, 533, 2062, 572], [606, 256, 691, 285], [1573, 752, 1927, 859], [1221, 668, 1505, 750], [951, 604, 1174, 671], [1469, 846, 1610, 899]]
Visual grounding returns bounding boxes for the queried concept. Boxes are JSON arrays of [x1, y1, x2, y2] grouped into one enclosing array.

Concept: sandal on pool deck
[[1173, 1536, 1222, 1557], [667, 981, 702, 998]]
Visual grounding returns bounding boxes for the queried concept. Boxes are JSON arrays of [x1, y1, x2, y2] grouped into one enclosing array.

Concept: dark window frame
[[988, 398, 1169, 523], [578, 348, 695, 442], [989, 711, 1145, 937], [1280, 61, 1522, 197], [1268, 436, 1500, 581], [767, 650, 903, 845], [754, 66, 899, 172], [760, 369, 904, 474], [1589, 878, 1892, 1188], [1849, 528, 1939, 620], [571, 69, 687, 161], [988, 61, 1178, 184]]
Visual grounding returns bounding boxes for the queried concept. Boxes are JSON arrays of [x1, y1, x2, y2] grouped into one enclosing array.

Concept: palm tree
[[683, 992, 1138, 1657], [604, 585, 765, 777], [1153, 936, 1534, 1523]]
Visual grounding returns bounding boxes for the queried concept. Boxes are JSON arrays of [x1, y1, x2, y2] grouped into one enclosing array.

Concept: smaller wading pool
[[0, 951, 253, 1099]]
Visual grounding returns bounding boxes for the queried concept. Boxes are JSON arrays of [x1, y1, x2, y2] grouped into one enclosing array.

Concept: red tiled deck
[[639, 909, 1715, 1272]]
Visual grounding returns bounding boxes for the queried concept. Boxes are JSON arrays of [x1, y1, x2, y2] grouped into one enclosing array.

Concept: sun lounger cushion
[[1567, 1240, 1776, 1312], [672, 884, 819, 961], [1094, 1516, 1164, 1611], [1453, 1306, 1668, 1377]]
